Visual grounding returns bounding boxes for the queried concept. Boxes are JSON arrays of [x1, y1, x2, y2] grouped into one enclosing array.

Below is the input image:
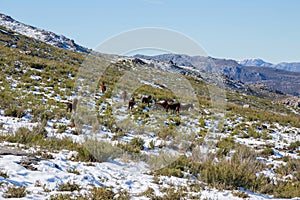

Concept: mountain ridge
[[0, 13, 90, 54], [239, 58, 300, 72], [134, 54, 300, 96]]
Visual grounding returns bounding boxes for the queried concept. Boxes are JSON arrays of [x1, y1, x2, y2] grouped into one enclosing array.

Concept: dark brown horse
[[141, 95, 152, 106], [128, 97, 135, 110], [66, 102, 73, 112], [166, 101, 180, 113], [100, 82, 106, 93]]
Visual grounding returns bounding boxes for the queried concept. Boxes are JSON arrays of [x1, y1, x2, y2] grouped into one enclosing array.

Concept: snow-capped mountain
[[238, 58, 273, 67], [272, 62, 300, 72], [239, 58, 300, 72], [0, 13, 89, 53]]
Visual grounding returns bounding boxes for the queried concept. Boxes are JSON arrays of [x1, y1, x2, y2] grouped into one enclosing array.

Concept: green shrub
[[139, 187, 155, 198], [2, 127, 97, 163], [58, 181, 80, 192], [288, 141, 300, 150], [30, 62, 46, 70], [216, 136, 235, 157], [89, 187, 115, 199], [195, 146, 266, 192], [162, 187, 187, 200], [67, 168, 80, 175], [272, 181, 300, 198], [232, 191, 249, 198], [49, 194, 74, 200], [4, 185, 27, 198], [248, 127, 261, 139], [82, 139, 121, 162], [260, 147, 274, 157], [199, 117, 206, 127], [4, 105, 26, 118], [130, 137, 145, 150], [156, 167, 183, 178], [154, 156, 188, 178], [0, 170, 9, 179], [57, 124, 67, 133], [117, 143, 141, 153], [157, 127, 176, 140], [149, 140, 155, 150], [32, 124, 48, 138], [275, 158, 300, 177]]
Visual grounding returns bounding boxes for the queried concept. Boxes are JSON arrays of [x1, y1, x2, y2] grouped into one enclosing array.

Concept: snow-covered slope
[[0, 13, 89, 53]]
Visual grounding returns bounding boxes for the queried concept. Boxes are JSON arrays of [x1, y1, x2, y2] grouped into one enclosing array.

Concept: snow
[[0, 14, 88, 53], [1, 101, 300, 199]]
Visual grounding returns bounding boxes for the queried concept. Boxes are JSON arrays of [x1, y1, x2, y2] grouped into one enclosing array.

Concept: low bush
[[4, 185, 27, 198], [2, 127, 97, 162], [216, 136, 235, 157], [157, 126, 176, 140], [260, 147, 274, 157], [67, 168, 80, 175], [58, 181, 80, 192], [162, 187, 187, 200], [192, 146, 267, 192], [83, 139, 121, 162], [130, 137, 145, 150], [57, 124, 67, 133], [288, 141, 300, 150], [89, 187, 115, 199], [0, 170, 9, 179], [154, 156, 188, 178], [4, 105, 26, 118]]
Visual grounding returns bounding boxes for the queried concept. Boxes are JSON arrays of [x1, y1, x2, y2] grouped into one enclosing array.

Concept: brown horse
[[153, 100, 168, 111], [141, 95, 152, 106], [166, 101, 180, 113], [121, 91, 127, 102], [100, 82, 106, 93], [128, 97, 135, 110], [72, 98, 78, 112]]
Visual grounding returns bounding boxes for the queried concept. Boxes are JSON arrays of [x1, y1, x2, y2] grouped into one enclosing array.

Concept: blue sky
[[0, 0, 299, 63]]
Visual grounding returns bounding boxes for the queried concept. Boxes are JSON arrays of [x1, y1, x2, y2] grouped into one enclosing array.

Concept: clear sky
[[0, 0, 299, 63]]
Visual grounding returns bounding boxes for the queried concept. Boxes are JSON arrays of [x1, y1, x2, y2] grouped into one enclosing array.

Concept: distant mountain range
[[0, 13, 89, 53], [134, 54, 300, 96], [239, 58, 300, 72]]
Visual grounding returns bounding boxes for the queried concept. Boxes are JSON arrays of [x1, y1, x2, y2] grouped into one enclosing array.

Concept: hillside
[[0, 23, 300, 200]]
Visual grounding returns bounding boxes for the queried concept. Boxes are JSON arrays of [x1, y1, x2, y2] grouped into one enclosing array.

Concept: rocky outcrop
[[280, 97, 300, 108]]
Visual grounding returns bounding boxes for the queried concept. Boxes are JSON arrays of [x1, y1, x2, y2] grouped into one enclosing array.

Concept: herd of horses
[[127, 95, 194, 114], [66, 82, 194, 114]]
